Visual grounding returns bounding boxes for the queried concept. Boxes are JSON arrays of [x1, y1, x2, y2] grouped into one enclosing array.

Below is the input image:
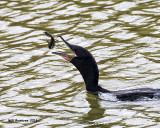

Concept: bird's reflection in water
[[79, 93, 107, 127]]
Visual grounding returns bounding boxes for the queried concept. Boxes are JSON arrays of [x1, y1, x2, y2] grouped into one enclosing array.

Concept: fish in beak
[[52, 36, 75, 61]]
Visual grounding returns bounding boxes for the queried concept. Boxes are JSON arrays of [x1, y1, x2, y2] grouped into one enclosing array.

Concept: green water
[[1, 0, 160, 127]]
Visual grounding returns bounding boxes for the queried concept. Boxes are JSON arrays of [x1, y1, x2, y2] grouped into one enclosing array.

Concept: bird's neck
[[71, 57, 109, 93]]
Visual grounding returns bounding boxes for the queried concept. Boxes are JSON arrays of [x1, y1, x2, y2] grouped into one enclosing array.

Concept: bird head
[[52, 36, 92, 62]]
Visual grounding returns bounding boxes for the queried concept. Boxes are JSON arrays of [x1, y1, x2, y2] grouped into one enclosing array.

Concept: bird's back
[[113, 88, 160, 101]]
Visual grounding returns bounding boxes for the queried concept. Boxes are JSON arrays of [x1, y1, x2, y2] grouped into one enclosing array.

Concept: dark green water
[[1, 0, 160, 127]]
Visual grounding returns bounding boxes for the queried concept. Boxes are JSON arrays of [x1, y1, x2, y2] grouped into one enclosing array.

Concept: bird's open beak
[[52, 52, 74, 61], [52, 36, 75, 61]]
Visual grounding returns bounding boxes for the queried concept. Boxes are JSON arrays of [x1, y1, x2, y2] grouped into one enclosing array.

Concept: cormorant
[[52, 36, 160, 101]]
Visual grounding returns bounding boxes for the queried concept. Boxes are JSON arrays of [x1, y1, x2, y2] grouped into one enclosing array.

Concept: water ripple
[[1, 0, 160, 127]]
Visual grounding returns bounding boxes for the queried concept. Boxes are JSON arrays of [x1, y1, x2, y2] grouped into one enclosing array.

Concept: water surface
[[1, 0, 160, 127]]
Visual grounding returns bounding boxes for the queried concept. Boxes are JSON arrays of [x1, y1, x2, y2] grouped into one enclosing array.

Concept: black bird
[[52, 36, 160, 101]]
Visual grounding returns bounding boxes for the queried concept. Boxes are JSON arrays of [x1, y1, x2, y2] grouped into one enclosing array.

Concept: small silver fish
[[44, 32, 56, 49]]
